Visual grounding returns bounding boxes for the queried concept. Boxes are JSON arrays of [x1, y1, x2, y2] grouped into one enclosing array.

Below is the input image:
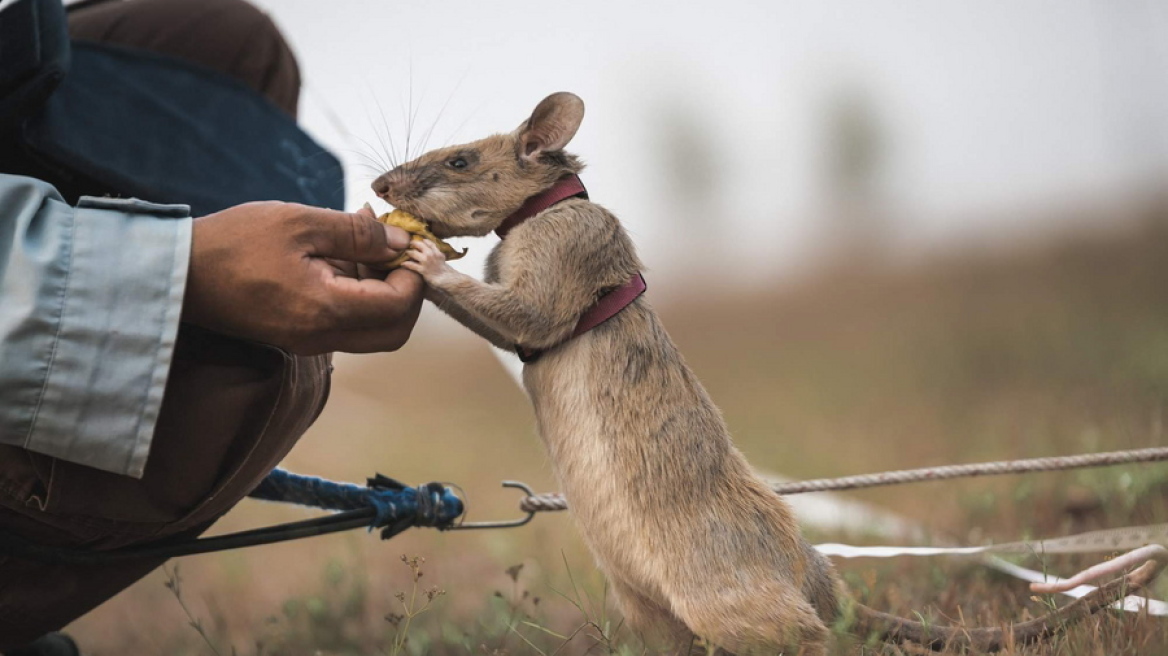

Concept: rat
[[372, 92, 1165, 654]]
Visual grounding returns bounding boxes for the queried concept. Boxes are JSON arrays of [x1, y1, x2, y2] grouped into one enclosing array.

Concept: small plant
[[164, 564, 232, 656], [537, 552, 632, 654], [385, 554, 446, 656]]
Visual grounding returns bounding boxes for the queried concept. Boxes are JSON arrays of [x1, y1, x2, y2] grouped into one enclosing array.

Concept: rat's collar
[[495, 174, 588, 239], [497, 174, 647, 364]]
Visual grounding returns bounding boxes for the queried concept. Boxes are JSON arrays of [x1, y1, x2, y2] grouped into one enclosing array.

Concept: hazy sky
[[253, 0, 1168, 279]]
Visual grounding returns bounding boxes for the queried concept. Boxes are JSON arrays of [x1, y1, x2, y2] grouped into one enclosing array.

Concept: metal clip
[[445, 481, 536, 530]]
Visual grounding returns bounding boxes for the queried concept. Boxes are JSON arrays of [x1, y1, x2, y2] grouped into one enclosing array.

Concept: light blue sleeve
[[0, 174, 192, 478]]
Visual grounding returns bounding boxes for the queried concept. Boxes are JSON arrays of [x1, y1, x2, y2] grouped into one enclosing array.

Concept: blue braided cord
[[248, 469, 464, 530]]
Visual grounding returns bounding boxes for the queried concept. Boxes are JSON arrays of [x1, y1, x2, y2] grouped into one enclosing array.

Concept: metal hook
[[444, 481, 537, 530]]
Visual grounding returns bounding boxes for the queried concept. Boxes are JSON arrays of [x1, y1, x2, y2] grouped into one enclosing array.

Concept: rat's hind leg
[[672, 586, 830, 656], [608, 579, 694, 652]]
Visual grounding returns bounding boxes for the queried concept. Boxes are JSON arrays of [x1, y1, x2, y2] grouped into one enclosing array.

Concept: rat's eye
[[447, 157, 469, 170]]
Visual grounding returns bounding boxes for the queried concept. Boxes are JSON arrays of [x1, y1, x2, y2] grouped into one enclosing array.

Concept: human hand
[[182, 202, 424, 354]]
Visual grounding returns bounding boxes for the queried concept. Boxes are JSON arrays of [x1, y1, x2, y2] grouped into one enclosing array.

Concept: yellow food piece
[[377, 209, 468, 268]]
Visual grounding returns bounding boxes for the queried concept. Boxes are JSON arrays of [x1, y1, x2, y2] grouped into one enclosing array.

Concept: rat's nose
[[371, 168, 409, 202], [371, 171, 394, 199]]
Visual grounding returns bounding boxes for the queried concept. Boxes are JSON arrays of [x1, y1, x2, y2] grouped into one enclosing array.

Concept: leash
[[0, 471, 534, 564], [515, 446, 1168, 513]]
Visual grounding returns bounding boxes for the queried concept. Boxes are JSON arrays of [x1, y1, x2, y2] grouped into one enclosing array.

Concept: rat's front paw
[[401, 238, 457, 285]]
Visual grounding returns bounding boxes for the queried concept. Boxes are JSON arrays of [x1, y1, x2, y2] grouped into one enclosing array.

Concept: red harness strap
[[496, 175, 647, 363], [495, 174, 589, 239]]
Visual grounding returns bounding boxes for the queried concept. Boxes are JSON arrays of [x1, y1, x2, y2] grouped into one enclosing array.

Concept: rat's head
[[372, 92, 585, 238]]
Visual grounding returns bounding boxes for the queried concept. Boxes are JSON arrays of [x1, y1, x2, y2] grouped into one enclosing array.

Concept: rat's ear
[[515, 92, 585, 162]]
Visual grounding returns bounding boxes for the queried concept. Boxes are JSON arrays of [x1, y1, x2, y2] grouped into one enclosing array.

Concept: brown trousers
[[0, 1, 327, 647]]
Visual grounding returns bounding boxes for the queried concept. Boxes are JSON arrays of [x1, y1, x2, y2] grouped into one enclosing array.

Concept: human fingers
[[323, 267, 424, 330], [357, 263, 390, 281], [317, 326, 418, 353], [325, 258, 359, 277], [328, 269, 425, 351], [296, 205, 411, 263]]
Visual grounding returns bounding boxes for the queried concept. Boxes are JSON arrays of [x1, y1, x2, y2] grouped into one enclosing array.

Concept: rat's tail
[[850, 545, 1167, 652]]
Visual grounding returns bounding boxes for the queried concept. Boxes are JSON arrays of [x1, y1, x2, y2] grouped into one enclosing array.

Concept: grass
[[67, 200, 1168, 654]]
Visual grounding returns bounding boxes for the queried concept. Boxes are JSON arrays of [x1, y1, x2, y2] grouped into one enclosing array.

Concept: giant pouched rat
[[372, 92, 1164, 654]]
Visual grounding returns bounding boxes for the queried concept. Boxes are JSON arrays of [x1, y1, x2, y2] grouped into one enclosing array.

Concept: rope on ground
[[517, 446, 1168, 514]]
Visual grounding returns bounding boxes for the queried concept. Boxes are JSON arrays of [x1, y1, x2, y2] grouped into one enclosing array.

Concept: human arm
[[0, 175, 421, 477], [0, 174, 192, 477]]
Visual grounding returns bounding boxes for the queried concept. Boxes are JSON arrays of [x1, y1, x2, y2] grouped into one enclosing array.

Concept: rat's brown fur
[[374, 92, 1159, 654]]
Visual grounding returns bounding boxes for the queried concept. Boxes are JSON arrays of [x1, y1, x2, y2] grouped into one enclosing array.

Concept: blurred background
[[282, 0, 1168, 285], [72, 1, 1168, 653]]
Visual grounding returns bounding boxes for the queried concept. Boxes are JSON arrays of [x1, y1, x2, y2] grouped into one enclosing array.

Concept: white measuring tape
[[816, 523, 1168, 558], [814, 524, 1168, 615], [762, 464, 1168, 617]]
